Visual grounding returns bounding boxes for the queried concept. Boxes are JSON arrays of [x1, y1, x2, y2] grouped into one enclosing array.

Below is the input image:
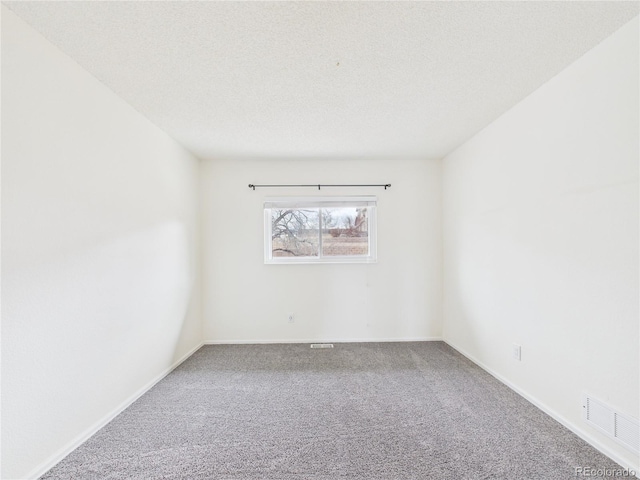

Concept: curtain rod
[[248, 183, 391, 190]]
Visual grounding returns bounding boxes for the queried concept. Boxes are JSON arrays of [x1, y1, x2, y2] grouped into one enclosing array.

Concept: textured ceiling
[[4, 1, 639, 160]]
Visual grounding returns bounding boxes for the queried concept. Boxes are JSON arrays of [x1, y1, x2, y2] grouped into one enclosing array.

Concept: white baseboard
[[204, 336, 442, 345], [27, 342, 204, 480], [443, 339, 640, 475]]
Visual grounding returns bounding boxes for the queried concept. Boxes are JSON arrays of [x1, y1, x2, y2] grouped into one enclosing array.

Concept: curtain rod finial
[[385, 184, 391, 190], [248, 184, 255, 190]]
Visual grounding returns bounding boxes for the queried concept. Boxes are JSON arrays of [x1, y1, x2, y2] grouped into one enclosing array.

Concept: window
[[264, 197, 377, 264]]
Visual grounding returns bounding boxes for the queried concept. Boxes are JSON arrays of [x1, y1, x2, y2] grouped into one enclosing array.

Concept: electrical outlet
[[288, 313, 295, 323], [512, 344, 521, 361]]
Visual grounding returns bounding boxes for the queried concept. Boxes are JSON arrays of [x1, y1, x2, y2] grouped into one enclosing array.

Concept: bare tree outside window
[[271, 209, 319, 257], [322, 207, 368, 257], [265, 198, 377, 264], [271, 207, 369, 258]]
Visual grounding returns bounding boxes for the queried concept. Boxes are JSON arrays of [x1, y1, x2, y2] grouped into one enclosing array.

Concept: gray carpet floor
[[41, 342, 624, 479]]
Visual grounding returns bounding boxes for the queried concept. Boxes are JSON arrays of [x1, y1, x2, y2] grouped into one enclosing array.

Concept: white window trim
[[264, 196, 378, 264]]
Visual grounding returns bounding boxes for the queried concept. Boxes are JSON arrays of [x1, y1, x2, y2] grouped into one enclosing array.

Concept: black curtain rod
[[248, 183, 391, 190]]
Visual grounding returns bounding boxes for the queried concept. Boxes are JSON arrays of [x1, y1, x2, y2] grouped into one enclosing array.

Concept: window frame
[[264, 196, 378, 264]]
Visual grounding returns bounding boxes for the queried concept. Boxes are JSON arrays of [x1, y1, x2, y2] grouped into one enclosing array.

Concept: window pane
[[321, 207, 369, 257], [271, 209, 319, 257]]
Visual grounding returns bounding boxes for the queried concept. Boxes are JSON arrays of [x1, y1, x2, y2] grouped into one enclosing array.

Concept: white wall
[[442, 17, 639, 469], [1, 8, 202, 479], [201, 157, 441, 343]]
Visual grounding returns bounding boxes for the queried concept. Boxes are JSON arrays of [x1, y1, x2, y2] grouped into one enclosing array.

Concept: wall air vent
[[310, 344, 334, 349], [582, 393, 639, 454]]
